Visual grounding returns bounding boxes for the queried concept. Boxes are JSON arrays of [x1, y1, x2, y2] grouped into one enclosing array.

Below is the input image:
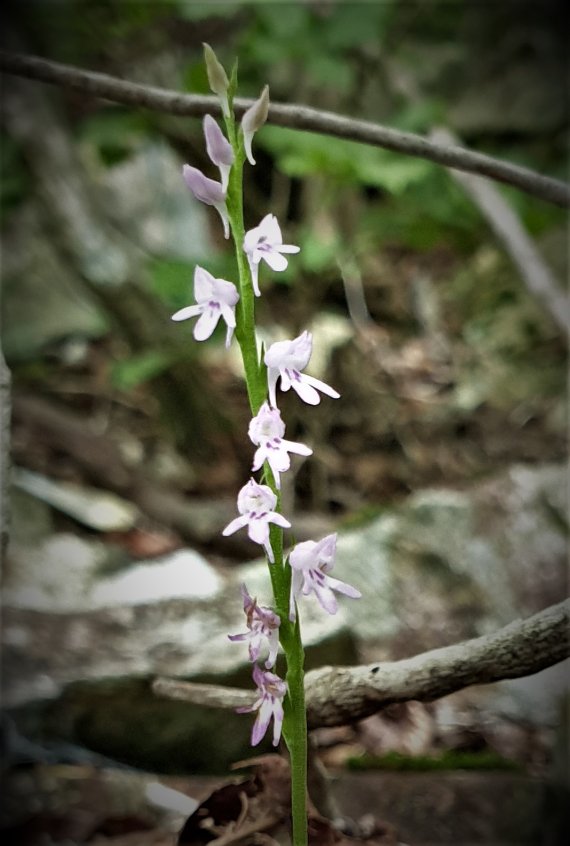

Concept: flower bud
[[182, 164, 229, 239], [203, 115, 234, 191], [241, 84, 269, 166], [203, 43, 230, 117]]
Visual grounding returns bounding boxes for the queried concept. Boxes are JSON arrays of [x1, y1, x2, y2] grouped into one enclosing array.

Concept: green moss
[[347, 750, 521, 772]]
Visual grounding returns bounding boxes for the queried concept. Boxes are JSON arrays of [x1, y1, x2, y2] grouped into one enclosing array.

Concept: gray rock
[[2, 462, 566, 771]]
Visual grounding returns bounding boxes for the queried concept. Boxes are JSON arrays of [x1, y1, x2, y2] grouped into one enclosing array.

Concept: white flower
[[237, 665, 286, 747], [248, 402, 312, 489], [243, 213, 300, 296], [203, 115, 234, 192], [222, 478, 291, 562], [288, 533, 361, 621], [171, 265, 239, 348], [228, 583, 280, 669], [264, 330, 340, 407]]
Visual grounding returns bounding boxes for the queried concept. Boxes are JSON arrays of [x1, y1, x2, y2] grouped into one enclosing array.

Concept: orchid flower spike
[[264, 330, 340, 407], [182, 164, 229, 239], [237, 665, 286, 747], [243, 213, 300, 296], [222, 478, 291, 562], [241, 84, 269, 166], [203, 43, 230, 117], [171, 265, 239, 348], [248, 402, 312, 489], [203, 115, 234, 192], [288, 533, 361, 622], [228, 584, 280, 668]]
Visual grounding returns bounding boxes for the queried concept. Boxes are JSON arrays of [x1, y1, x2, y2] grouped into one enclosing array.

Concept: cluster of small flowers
[[173, 52, 360, 747]]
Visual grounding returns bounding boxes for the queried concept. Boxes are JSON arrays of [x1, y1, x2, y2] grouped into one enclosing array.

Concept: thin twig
[[153, 599, 570, 729], [431, 126, 570, 336], [0, 50, 568, 207]]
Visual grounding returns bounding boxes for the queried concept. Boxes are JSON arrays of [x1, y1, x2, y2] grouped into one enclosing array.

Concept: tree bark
[[0, 49, 568, 208], [153, 599, 570, 729]]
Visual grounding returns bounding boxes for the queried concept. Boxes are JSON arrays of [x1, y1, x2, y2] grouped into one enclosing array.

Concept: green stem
[[224, 107, 308, 845]]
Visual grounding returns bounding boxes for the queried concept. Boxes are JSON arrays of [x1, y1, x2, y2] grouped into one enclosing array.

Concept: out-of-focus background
[[1, 1, 568, 843]]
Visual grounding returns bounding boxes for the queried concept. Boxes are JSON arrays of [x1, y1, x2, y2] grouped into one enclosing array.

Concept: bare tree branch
[[153, 599, 570, 729], [0, 50, 568, 208], [431, 127, 570, 336]]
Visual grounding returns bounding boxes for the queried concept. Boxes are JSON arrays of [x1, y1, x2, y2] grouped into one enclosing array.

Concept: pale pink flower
[[228, 583, 280, 668], [203, 115, 234, 191], [182, 164, 229, 238], [264, 330, 340, 407], [237, 664, 286, 747], [248, 402, 312, 489], [288, 533, 361, 621], [241, 85, 269, 166], [222, 478, 291, 562], [171, 265, 239, 348], [243, 213, 300, 296]]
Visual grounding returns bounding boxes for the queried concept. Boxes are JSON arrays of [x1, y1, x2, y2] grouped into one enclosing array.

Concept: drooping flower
[[228, 583, 280, 668], [248, 402, 312, 489], [222, 478, 291, 562], [171, 265, 239, 348], [182, 164, 229, 239], [203, 42, 230, 117], [203, 115, 234, 192], [264, 330, 340, 407], [243, 213, 300, 296], [237, 664, 286, 747], [288, 533, 361, 621], [241, 84, 270, 166]]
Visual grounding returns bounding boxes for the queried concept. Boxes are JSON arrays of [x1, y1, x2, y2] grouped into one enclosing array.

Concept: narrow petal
[[268, 511, 292, 529], [292, 379, 321, 405], [251, 698, 273, 746], [302, 374, 341, 399], [225, 324, 234, 348], [193, 308, 220, 341], [267, 369, 279, 409], [248, 518, 270, 546], [227, 632, 248, 642], [315, 584, 339, 615], [281, 439, 313, 457], [222, 514, 249, 536], [219, 300, 237, 328], [325, 575, 362, 599], [272, 700, 284, 746], [289, 569, 304, 621], [248, 257, 261, 297], [277, 244, 301, 254], [214, 203, 230, 239], [262, 251, 288, 272], [171, 304, 202, 322], [251, 445, 268, 472]]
